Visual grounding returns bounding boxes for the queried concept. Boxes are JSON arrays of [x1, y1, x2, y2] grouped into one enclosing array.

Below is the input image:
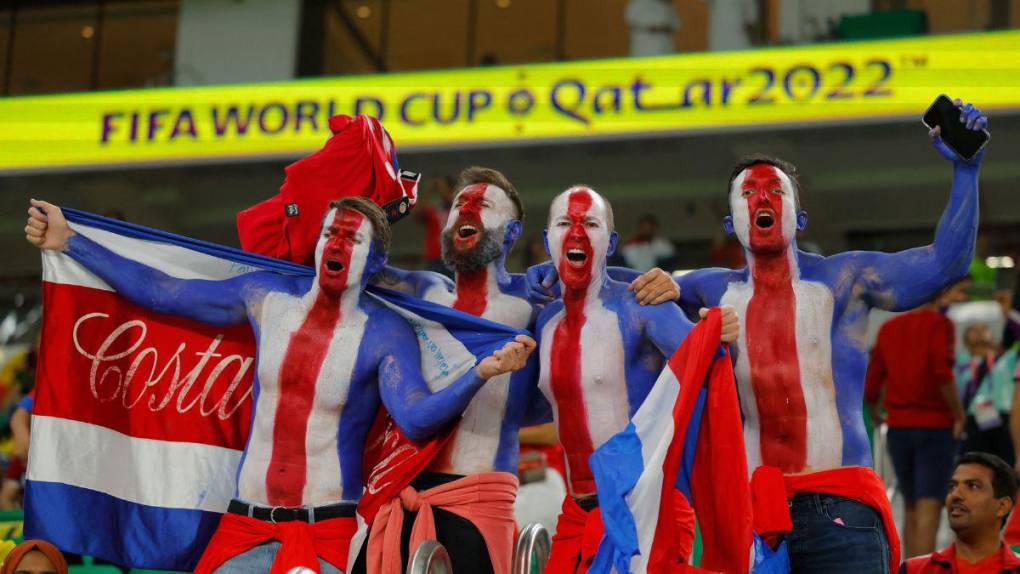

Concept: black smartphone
[[922, 94, 990, 160]]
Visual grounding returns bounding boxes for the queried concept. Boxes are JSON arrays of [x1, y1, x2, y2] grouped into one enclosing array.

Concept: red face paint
[[318, 209, 366, 296], [548, 190, 599, 494], [556, 191, 595, 292], [744, 235, 808, 473], [742, 164, 788, 254], [449, 184, 488, 253]]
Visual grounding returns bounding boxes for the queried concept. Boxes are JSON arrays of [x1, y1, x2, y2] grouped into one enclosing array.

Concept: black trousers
[[350, 472, 495, 574]]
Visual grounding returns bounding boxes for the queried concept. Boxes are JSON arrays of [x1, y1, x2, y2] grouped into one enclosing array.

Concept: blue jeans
[[213, 541, 345, 574], [786, 493, 890, 573]]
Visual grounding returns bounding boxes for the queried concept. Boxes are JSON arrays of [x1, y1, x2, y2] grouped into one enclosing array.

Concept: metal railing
[[407, 539, 453, 574], [512, 523, 551, 574]]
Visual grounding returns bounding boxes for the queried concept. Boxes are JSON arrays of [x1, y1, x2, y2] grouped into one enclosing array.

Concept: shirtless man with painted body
[[533, 186, 738, 573], [366, 168, 680, 572], [26, 197, 533, 574]]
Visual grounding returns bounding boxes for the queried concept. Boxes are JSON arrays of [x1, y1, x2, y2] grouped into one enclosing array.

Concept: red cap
[[236, 114, 419, 266]]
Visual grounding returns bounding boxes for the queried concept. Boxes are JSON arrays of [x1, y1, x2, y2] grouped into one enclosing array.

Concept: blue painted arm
[[377, 315, 490, 441], [853, 104, 986, 311], [65, 233, 257, 326], [373, 264, 451, 297], [606, 266, 641, 283], [643, 300, 696, 357]]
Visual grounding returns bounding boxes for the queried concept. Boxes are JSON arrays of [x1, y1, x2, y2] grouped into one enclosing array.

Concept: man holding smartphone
[[675, 98, 987, 571], [532, 98, 989, 571]]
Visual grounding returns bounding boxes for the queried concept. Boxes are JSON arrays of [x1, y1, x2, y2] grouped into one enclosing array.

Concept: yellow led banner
[[1, 30, 1019, 172]]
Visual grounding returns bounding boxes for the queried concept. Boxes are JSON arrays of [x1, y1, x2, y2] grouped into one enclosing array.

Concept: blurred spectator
[[514, 423, 566, 535], [1, 390, 32, 510], [956, 324, 1018, 467], [620, 214, 675, 272], [415, 175, 456, 277], [866, 283, 968, 558], [521, 234, 548, 270], [707, 0, 760, 51], [625, 0, 679, 57], [0, 540, 68, 574], [902, 452, 1020, 573]]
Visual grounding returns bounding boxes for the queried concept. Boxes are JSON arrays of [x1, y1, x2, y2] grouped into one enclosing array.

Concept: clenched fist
[[476, 335, 536, 380], [700, 305, 740, 343], [25, 199, 74, 251]]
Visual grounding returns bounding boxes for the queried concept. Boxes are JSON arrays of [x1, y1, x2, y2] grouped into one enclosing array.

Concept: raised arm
[[378, 315, 535, 441], [853, 101, 986, 311], [27, 200, 259, 326]]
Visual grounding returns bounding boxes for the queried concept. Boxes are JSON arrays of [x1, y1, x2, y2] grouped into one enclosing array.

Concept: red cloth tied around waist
[[193, 512, 358, 574], [750, 465, 900, 572], [547, 496, 605, 574], [366, 471, 518, 574]]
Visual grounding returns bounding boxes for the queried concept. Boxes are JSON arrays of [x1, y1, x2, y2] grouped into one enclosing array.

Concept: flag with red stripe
[[26, 209, 522, 571], [589, 309, 754, 573]]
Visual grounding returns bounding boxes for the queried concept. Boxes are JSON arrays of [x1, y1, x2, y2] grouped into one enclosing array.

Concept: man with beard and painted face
[[533, 185, 739, 573], [646, 100, 987, 571], [25, 197, 534, 574], [369, 166, 680, 574]]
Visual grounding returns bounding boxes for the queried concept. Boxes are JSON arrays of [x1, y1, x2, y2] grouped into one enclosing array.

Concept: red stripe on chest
[[744, 256, 807, 472], [452, 269, 488, 316], [549, 297, 596, 494], [265, 291, 342, 506]]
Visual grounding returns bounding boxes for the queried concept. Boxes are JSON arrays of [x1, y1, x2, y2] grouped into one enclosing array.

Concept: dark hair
[[328, 196, 391, 253], [728, 154, 802, 210], [956, 451, 1018, 522], [456, 166, 524, 222]]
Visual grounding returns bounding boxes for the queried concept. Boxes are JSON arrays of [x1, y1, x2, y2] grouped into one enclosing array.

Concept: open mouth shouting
[[754, 209, 776, 230], [458, 224, 479, 240], [565, 248, 588, 266], [324, 258, 346, 274], [451, 220, 482, 250]]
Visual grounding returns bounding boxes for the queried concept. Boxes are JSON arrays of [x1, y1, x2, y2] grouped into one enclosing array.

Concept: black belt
[[574, 495, 599, 512], [227, 499, 356, 523]]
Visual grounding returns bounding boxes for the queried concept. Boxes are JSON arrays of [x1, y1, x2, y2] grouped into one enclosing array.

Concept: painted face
[[314, 207, 373, 296], [547, 187, 612, 291], [729, 164, 798, 254], [443, 183, 517, 254]]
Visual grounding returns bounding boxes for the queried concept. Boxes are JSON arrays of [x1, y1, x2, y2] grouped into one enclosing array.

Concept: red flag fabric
[[237, 114, 418, 266]]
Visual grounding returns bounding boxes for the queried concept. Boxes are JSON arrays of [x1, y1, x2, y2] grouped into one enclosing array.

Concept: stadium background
[[0, 0, 1019, 571]]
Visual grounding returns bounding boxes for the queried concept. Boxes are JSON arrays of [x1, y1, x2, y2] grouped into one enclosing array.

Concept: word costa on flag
[[1, 30, 1019, 172]]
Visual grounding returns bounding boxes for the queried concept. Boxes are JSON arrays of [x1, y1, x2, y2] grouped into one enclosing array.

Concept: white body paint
[[423, 182, 533, 475], [537, 297, 630, 495], [238, 213, 374, 506], [237, 289, 367, 506], [720, 265, 842, 473], [423, 270, 534, 475]]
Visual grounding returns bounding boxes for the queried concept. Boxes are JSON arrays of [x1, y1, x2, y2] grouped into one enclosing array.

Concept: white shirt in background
[[625, 0, 680, 56]]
